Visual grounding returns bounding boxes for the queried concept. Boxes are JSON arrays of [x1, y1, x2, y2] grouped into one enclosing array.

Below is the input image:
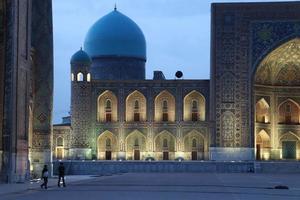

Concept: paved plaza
[[1, 173, 300, 200]]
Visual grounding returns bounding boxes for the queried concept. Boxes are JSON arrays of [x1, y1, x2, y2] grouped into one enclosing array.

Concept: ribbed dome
[[70, 48, 91, 65], [84, 9, 146, 60]]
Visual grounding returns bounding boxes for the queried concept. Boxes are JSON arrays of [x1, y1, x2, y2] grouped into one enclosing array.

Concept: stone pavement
[[0, 175, 97, 196], [1, 173, 300, 200]]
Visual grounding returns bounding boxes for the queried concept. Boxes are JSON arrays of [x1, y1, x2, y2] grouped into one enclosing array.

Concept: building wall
[[210, 2, 300, 160], [65, 79, 211, 161], [255, 86, 300, 160], [0, 0, 53, 183]]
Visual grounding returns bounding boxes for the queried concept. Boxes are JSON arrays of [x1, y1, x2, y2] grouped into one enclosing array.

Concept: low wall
[[254, 161, 300, 173], [53, 161, 254, 175]]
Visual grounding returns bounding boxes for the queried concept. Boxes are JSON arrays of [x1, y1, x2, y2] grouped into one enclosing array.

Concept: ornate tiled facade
[[52, 2, 300, 162]]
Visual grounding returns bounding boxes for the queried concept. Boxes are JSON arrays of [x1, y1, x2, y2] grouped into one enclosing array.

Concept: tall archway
[[125, 130, 146, 160], [253, 38, 300, 160], [126, 90, 147, 122], [154, 130, 176, 160], [183, 130, 206, 160], [255, 130, 271, 160], [278, 99, 300, 124], [97, 90, 118, 122], [154, 90, 175, 122], [97, 131, 118, 160], [183, 90, 206, 122], [255, 98, 270, 123], [279, 132, 300, 160]]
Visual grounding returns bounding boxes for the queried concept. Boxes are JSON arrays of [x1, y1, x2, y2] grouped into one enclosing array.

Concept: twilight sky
[[52, 0, 296, 123]]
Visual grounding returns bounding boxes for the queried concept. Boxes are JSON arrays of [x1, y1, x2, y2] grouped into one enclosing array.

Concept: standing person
[[40, 165, 48, 189], [58, 162, 66, 187]]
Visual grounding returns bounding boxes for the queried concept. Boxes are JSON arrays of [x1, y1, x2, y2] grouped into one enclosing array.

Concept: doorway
[[163, 151, 169, 160], [256, 144, 261, 160], [191, 151, 197, 160], [134, 150, 140, 160], [105, 151, 112, 160], [282, 141, 296, 159]]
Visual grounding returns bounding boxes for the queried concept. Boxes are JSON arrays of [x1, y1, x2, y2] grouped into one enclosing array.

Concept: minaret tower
[[69, 48, 92, 159]]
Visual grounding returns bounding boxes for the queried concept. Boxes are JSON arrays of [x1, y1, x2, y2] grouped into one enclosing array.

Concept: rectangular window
[[106, 113, 112, 122], [134, 113, 140, 122], [162, 113, 168, 122], [192, 112, 198, 121], [286, 104, 291, 113], [163, 152, 169, 160]]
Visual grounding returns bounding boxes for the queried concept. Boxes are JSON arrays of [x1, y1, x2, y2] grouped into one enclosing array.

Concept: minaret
[[69, 48, 92, 159]]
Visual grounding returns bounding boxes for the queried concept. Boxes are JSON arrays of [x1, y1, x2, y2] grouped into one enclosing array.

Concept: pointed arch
[[55, 136, 64, 159], [97, 90, 118, 122], [126, 90, 147, 122], [77, 72, 84, 81], [255, 129, 271, 160], [97, 130, 118, 160], [154, 90, 175, 122], [154, 130, 176, 152], [183, 90, 206, 121], [125, 130, 147, 160], [255, 98, 270, 123], [221, 111, 235, 146], [278, 98, 300, 124], [183, 130, 205, 151], [279, 131, 300, 142], [279, 131, 300, 160]]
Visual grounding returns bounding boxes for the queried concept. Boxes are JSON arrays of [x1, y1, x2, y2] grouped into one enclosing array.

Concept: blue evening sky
[[52, 0, 296, 123]]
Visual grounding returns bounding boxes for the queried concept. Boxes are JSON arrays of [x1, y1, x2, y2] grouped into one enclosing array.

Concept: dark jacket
[[58, 165, 65, 176]]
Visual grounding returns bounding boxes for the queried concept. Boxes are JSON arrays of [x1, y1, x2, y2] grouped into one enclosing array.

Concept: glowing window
[[134, 100, 139, 109], [87, 73, 91, 82], [105, 99, 112, 122], [106, 138, 111, 147], [192, 100, 198, 111], [134, 138, 139, 146], [162, 100, 168, 111], [106, 100, 112, 110], [57, 137, 63, 147], [163, 139, 168, 148], [71, 73, 74, 81], [192, 139, 197, 148], [77, 72, 84, 81]]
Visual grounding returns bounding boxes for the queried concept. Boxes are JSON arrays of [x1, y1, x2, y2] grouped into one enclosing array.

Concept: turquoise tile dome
[[84, 9, 146, 60], [70, 48, 91, 64]]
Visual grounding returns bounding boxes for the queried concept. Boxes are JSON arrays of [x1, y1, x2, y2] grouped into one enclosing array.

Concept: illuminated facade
[[53, 2, 300, 161]]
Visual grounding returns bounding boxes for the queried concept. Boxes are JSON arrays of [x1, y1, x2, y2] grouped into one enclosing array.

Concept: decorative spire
[[80, 46, 82, 51], [114, 3, 117, 11]]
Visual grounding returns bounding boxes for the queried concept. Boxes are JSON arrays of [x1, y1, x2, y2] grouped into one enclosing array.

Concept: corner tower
[[69, 49, 93, 159], [84, 8, 146, 80]]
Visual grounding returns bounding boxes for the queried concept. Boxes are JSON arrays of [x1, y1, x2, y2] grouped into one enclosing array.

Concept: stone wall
[[53, 161, 254, 175], [210, 2, 300, 159]]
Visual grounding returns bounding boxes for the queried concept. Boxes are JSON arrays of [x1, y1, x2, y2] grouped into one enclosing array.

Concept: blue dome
[[70, 48, 91, 65], [84, 9, 146, 60]]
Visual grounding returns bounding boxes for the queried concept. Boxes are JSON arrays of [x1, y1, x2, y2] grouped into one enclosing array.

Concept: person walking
[[40, 165, 49, 189], [58, 162, 66, 187]]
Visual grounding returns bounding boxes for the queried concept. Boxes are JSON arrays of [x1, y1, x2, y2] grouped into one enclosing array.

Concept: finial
[[114, 3, 117, 11], [80, 46, 82, 50]]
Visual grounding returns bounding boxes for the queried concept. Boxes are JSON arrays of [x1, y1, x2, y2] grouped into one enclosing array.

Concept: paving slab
[[1, 173, 300, 200]]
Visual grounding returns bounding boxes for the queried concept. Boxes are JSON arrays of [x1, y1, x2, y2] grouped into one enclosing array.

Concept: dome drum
[[91, 56, 145, 80]]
